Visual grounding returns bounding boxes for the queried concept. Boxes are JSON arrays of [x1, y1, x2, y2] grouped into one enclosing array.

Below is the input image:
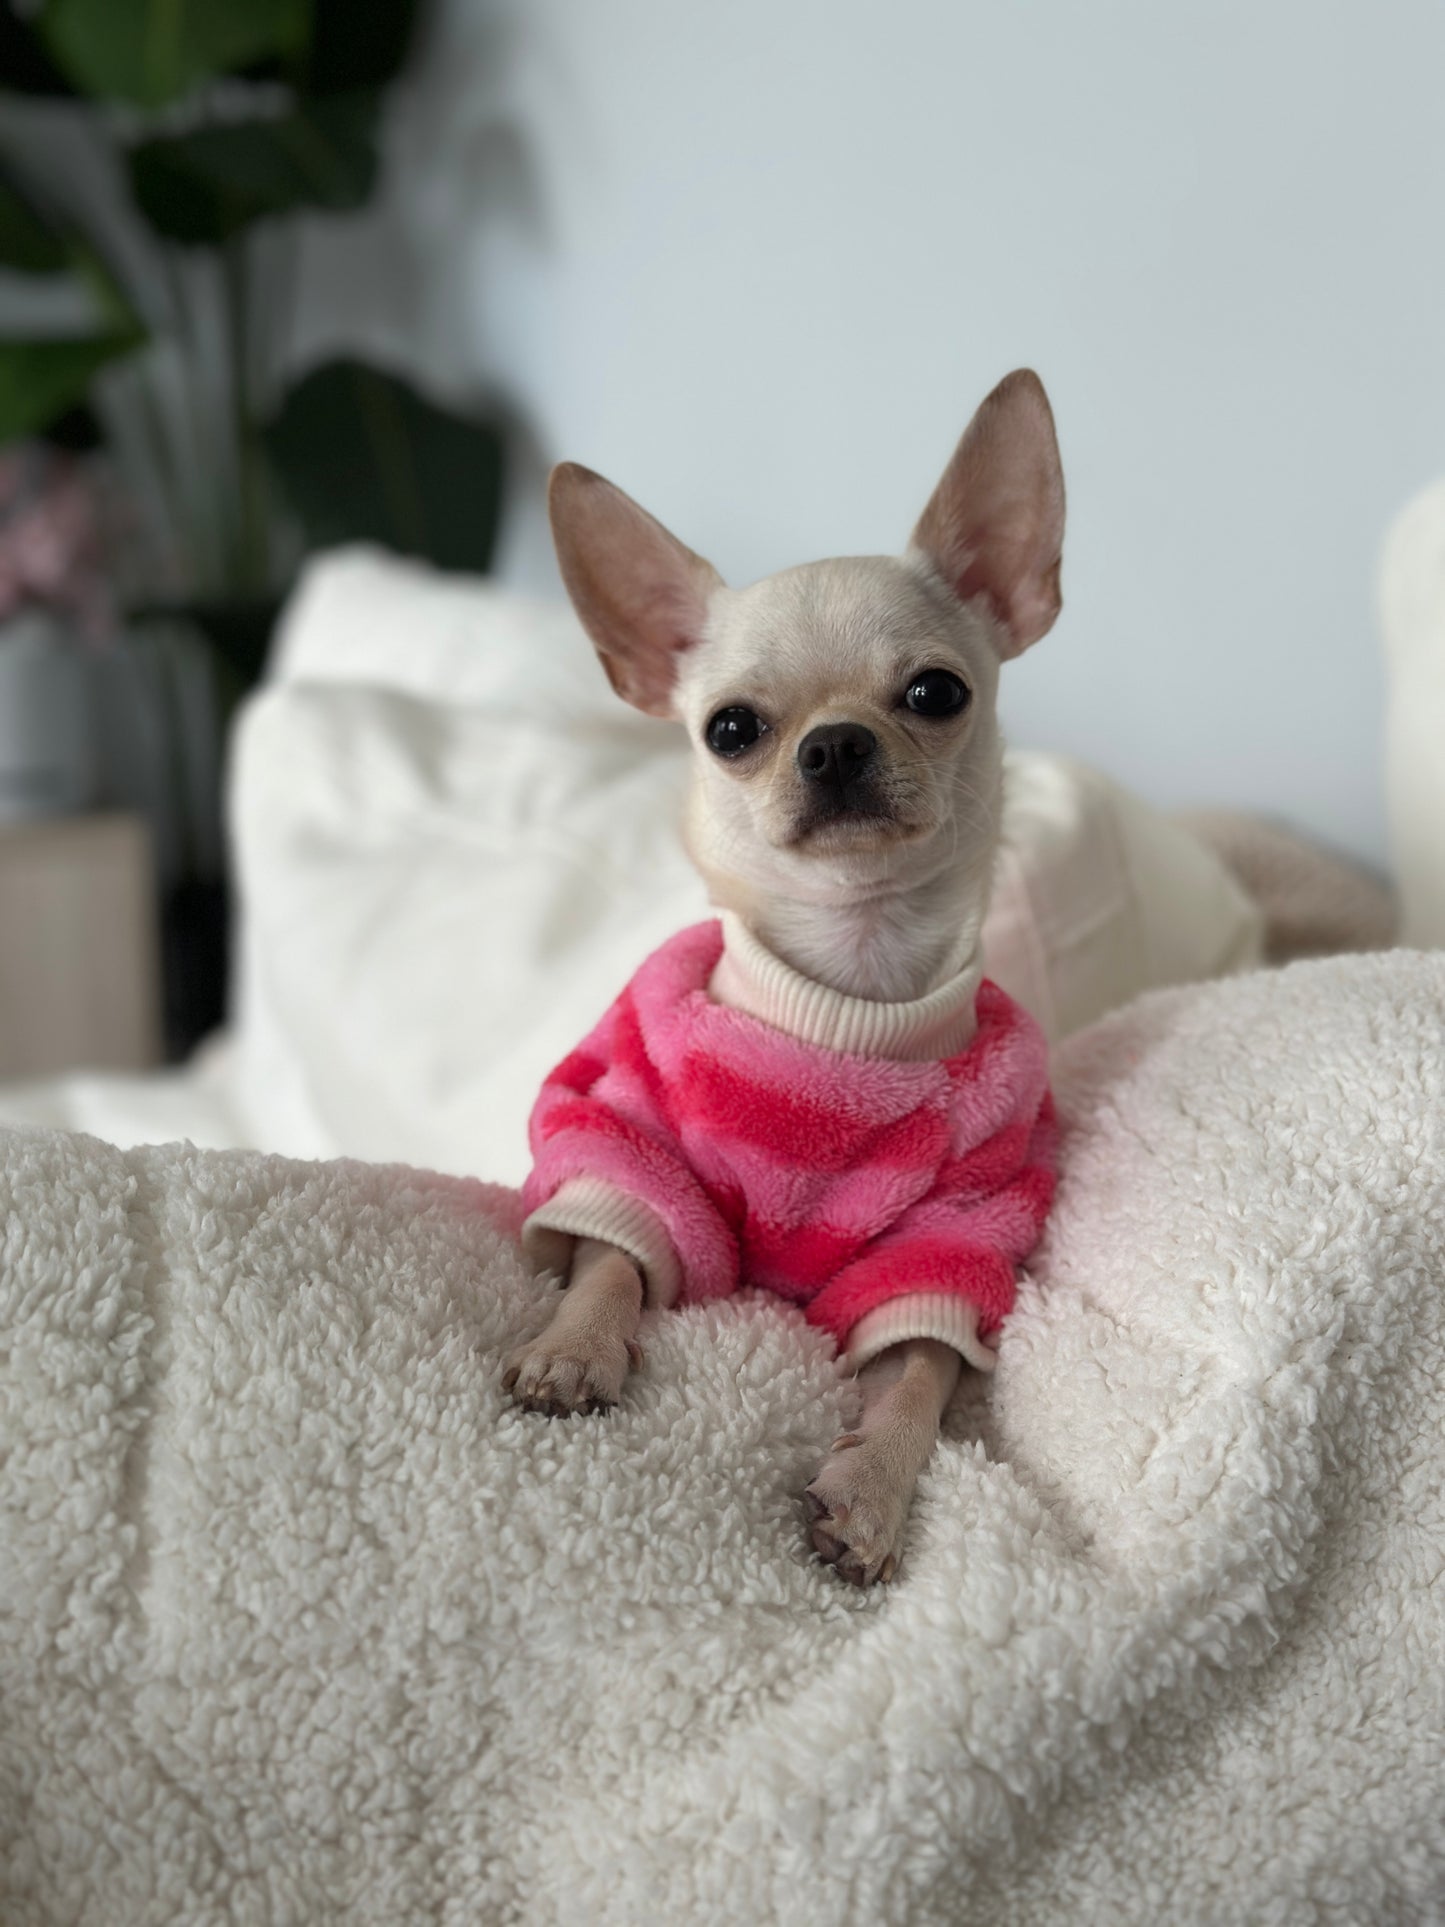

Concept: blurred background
[[1, 0, 1443, 1095]]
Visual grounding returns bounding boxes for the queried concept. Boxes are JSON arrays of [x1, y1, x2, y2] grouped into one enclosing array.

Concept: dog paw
[[501, 1334, 638, 1417], [803, 1433, 911, 1587]]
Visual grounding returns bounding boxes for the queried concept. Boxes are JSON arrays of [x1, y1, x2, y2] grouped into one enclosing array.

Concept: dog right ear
[[548, 464, 723, 718]]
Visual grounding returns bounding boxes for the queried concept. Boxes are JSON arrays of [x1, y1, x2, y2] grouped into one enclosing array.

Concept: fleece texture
[[1, 949, 1443, 1926], [521, 920, 1056, 1365]]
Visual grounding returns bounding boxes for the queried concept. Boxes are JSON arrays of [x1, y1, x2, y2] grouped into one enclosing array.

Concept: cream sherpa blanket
[[2, 951, 1443, 1926]]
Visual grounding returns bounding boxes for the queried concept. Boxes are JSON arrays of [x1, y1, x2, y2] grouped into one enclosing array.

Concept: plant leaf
[[0, 332, 143, 443], [39, 0, 310, 109], [128, 92, 379, 246], [301, 0, 420, 94], [0, 169, 70, 273], [265, 359, 506, 573], [0, 2, 82, 95]]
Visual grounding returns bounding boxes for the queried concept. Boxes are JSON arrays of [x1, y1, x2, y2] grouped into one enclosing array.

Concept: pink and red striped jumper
[[521, 915, 1056, 1370]]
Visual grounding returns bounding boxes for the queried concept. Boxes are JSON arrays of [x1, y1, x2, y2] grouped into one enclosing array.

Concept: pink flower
[[0, 444, 118, 641]]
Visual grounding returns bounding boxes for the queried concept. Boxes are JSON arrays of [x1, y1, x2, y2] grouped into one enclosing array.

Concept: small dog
[[504, 370, 1064, 1586]]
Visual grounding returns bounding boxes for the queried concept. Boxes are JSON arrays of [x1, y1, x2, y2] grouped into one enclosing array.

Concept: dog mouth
[[786, 793, 921, 850]]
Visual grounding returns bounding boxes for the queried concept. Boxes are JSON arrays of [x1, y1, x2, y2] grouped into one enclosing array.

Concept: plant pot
[[0, 611, 93, 821]]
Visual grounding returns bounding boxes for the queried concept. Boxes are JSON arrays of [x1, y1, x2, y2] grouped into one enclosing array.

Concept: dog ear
[[548, 463, 723, 717], [909, 369, 1065, 658]]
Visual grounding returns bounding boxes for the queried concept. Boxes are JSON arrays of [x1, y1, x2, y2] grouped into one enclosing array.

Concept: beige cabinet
[[0, 814, 162, 1080]]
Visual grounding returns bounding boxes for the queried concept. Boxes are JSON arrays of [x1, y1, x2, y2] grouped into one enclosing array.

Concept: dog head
[[548, 370, 1064, 921]]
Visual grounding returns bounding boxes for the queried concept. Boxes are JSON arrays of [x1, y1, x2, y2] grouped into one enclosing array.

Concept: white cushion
[[985, 752, 1263, 1041], [230, 549, 1262, 1179]]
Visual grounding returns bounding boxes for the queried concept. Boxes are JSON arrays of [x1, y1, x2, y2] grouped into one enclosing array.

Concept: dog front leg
[[804, 1338, 963, 1587], [503, 1238, 645, 1416]]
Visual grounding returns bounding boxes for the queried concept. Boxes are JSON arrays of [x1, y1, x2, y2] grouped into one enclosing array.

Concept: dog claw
[[805, 1431, 912, 1588], [811, 1522, 845, 1563], [809, 1501, 895, 1587], [804, 1487, 849, 1530], [513, 1391, 615, 1419], [503, 1328, 630, 1416]]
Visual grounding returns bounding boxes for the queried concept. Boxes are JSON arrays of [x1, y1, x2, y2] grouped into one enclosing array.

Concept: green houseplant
[[0, 0, 507, 1050], [0, 0, 505, 677]]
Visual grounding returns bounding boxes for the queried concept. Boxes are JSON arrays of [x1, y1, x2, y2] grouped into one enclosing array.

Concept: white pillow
[[267, 541, 619, 716], [230, 550, 1262, 1180], [234, 685, 702, 1177], [229, 546, 688, 1165]]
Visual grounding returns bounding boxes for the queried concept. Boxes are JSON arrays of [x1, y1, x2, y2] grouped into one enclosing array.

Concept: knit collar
[[708, 910, 982, 1062]]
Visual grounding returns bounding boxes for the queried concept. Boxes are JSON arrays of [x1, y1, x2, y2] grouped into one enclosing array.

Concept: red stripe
[[610, 986, 684, 1133], [544, 1041, 609, 1098], [805, 1238, 1019, 1343], [674, 1050, 949, 1174], [742, 1218, 863, 1294], [934, 1114, 1034, 1201]]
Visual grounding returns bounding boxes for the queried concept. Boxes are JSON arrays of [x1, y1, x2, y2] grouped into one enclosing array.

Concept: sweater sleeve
[[520, 980, 739, 1308], [804, 1088, 1057, 1371]]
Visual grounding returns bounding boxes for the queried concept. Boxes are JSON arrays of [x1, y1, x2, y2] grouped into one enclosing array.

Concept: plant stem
[[128, 357, 191, 582], [150, 620, 201, 885], [159, 245, 229, 594], [220, 232, 269, 595]]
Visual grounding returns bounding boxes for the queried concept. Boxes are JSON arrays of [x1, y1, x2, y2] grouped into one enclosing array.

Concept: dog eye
[[903, 670, 970, 718], [706, 706, 765, 756]]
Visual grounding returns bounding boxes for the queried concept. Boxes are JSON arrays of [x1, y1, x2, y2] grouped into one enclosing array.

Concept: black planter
[[161, 876, 230, 1061], [130, 597, 281, 1061], [136, 595, 283, 708]]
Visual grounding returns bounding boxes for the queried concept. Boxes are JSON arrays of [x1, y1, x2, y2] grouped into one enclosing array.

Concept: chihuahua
[[504, 370, 1064, 1586]]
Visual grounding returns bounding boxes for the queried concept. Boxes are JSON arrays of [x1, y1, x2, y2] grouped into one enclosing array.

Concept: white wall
[[306, 0, 1445, 864]]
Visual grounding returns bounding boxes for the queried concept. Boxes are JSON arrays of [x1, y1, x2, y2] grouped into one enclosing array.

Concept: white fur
[[3, 948, 1442, 1921], [676, 555, 1005, 1000]]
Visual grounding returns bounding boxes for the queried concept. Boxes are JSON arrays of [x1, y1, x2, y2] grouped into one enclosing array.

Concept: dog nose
[[796, 722, 878, 785]]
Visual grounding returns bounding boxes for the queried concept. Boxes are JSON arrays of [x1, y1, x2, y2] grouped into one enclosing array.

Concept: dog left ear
[[548, 463, 723, 718], [909, 369, 1065, 658]]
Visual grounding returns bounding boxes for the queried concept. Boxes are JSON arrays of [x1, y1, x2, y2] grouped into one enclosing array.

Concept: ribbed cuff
[[842, 1292, 998, 1373], [521, 1178, 683, 1307]]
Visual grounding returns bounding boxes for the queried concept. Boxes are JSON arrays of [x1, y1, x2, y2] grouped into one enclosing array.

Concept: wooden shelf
[[0, 813, 163, 1080]]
